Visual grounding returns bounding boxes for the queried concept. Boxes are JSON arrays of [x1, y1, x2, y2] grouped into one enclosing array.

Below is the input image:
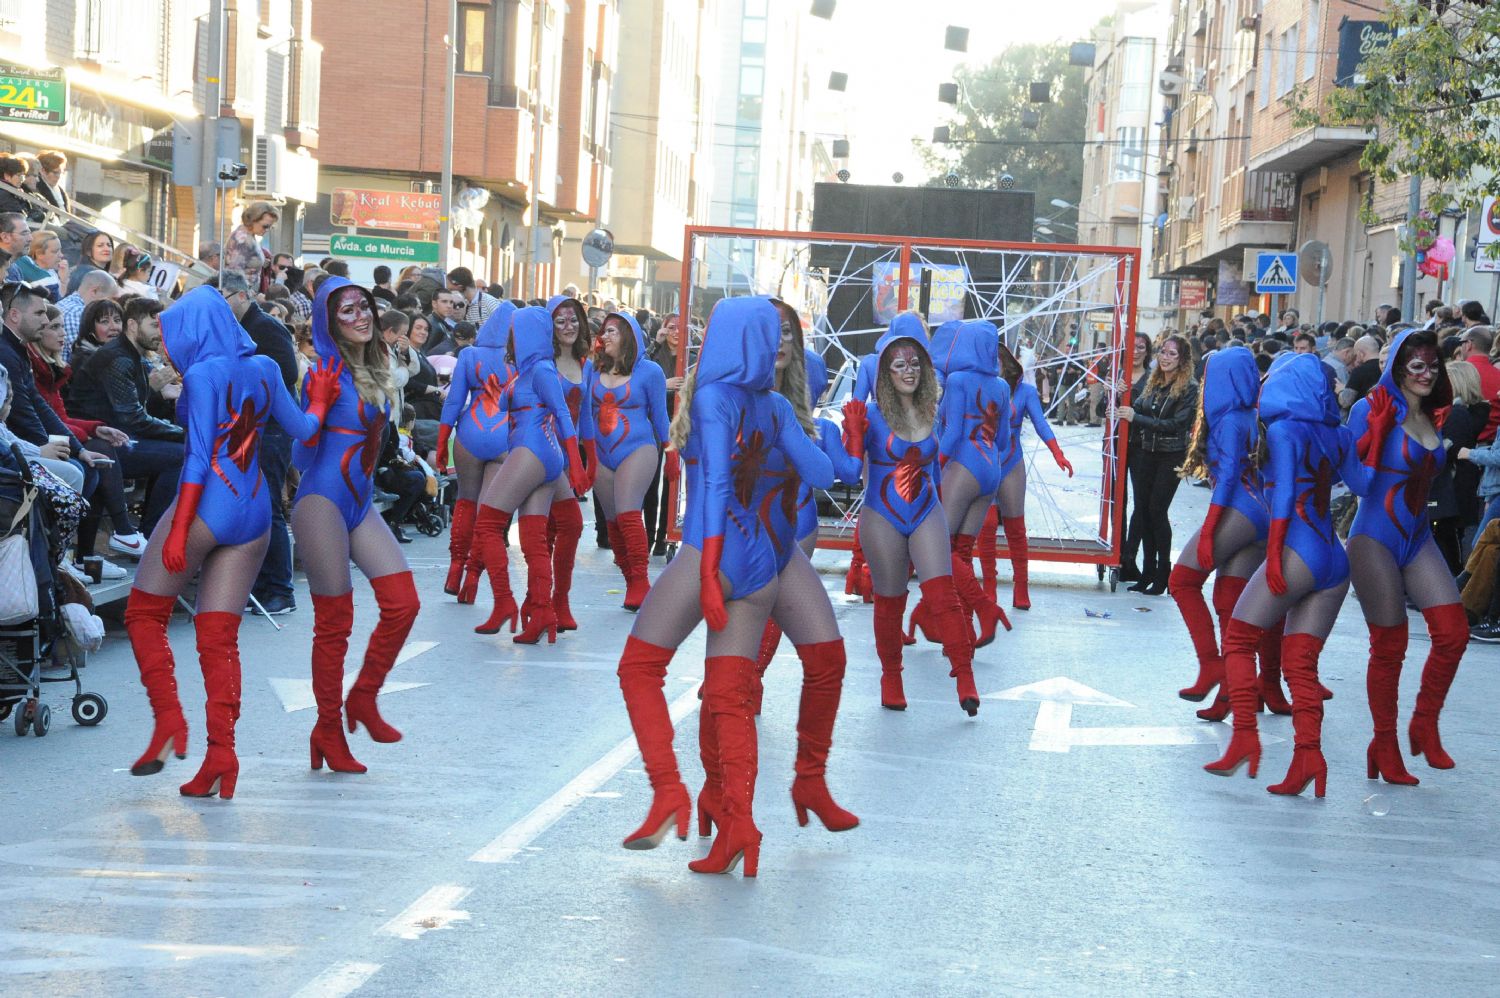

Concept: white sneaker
[[96, 559, 128, 580], [108, 532, 148, 559], [61, 562, 91, 585]]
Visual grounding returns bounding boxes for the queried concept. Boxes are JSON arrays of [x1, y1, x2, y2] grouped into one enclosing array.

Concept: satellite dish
[[582, 227, 615, 268], [1298, 240, 1333, 289]]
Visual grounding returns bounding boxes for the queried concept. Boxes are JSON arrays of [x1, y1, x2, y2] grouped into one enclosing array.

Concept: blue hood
[[510, 306, 555, 371], [1375, 326, 1451, 424], [931, 319, 998, 377], [696, 297, 778, 391], [805, 348, 829, 407], [1260, 352, 1339, 426], [605, 311, 650, 372], [160, 285, 255, 374], [311, 276, 381, 367], [476, 299, 516, 349], [1203, 345, 1259, 422]]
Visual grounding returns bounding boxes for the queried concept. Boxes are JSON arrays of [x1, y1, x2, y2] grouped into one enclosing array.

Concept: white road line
[[394, 640, 440, 666], [377, 884, 473, 940], [290, 961, 383, 998], [469, 681, 703, 863]]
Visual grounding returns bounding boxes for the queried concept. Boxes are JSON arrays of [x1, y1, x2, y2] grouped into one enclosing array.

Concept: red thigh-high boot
[[1169, 564, 1220, 701], [1410, 602, 1470, 770], [920, 576, 980, 716], [1198, 575, 1254, 721], [618, 510, 651, 611], [845, 524, 872, 602], [791, 640, 859, 831], [514, 515, 558, 644], [690, 657, 763, 876], [1001, 515, 1031, 610], [873, 594, 909, 710], [1268, 633, 1328, 797], [697, 698, 723, 838], [951, 534, 1011, 647], [618, 636, 689, 848], [126, 589, 188, 775], [308, 592, 365, 772], [1203, 617, 1264, 778], [1365, 621, 1418, 785], [549, 498, 583, 631], [473, 506, 518, 634], [607, 518, 628, 589], [750, 619, 782, 716], [180, 613, 243, 800], [345, 572, 419, 744], [1258, 618, 1292, 714], [457, 540, 484, 605], [978, 505, 1000, 603], [446, 499, 476, 596]]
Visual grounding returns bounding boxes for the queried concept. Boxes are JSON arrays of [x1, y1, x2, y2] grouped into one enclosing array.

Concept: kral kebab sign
[[330, 188, 441, 233]]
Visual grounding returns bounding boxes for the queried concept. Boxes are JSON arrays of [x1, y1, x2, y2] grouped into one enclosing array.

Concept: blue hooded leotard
[[546, 296, 594, 431], [1201, 346, 1270, 538], [858, 326, 942, 537], [293, 277, 394, 531], [1259, 353, 1372, 590], [439, 301, 516, 462], [680, 297, 834, 597], [1002, 379, 1056, 480], [853, 312, 927, 403], [1347, 327, 1450, 568], [581, 312, 669, 471], [933, 319, 1012, 496], [505, 305, 581, 482], [161, 286, 326, 545]]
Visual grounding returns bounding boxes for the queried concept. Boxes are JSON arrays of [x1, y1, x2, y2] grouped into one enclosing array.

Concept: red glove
[[841, 400, 868, 460], [1432, 404, 1451, 434], [700, 534, 728, 631], [435, 424, 453, 475], [301, 357, 343, 447], [1196, 503, 1224, 571], [1359, 386, 1398, 467], [1265, 517, 1290, 596], [1046, 438, 1074, 477], [564, 437, 590, 496], [664, 449, 680, 485], [162, 482, 204, 575]]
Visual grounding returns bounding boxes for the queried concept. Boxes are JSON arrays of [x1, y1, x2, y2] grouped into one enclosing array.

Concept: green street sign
[[329, 233, 439, 264], [0, 63, 67, 126]]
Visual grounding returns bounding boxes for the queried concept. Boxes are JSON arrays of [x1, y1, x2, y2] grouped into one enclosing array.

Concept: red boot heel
[[132, 717, 188, 776], [697, 786, 721, 838], [688, 821, 762, 877], [1268, 748, 1327, 797], [1366, 736, 1419, 786], [791, 777, 859, 831], [622, 785, 690, 850], [180, 747, 239, 799], [310, 725, 367, 773], [1204, 731, 1261, 778]]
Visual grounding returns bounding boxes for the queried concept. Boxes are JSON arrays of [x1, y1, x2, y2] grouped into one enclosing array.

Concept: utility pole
[[197, 0, 224, 252], [1401, 174, 1420, 321], [524, 1, 547, 298], [439, 0, 456, 273]]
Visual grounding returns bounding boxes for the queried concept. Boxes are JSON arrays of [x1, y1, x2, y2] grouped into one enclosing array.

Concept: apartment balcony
[[1222, 168, 1296, 226], [1249, 125, 1372, 175]]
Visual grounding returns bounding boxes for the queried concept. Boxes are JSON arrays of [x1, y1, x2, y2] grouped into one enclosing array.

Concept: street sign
[[1255, 252, 1297, 293], [1298, 240, 1333, 288], [1177, 278, 1209, 309], [0, 63, 67, 126], [329, 233, 439, 264], [329, 188, 441, 233]]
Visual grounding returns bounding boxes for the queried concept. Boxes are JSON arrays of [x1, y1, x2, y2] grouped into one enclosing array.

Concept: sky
[[806, 0, 1122, 182]]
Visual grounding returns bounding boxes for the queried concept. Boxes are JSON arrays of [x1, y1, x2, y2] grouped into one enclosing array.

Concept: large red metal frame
[[665, 226, 1142, 568]]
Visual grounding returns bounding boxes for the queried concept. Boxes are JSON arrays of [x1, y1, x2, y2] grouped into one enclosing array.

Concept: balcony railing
[[1222, 168, 1296, 228]]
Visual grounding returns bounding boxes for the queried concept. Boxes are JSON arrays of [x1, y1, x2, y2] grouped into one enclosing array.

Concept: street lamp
[[1050, 198, 1077, 211]]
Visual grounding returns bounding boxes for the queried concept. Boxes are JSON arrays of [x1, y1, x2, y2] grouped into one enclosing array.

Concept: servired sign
[[330, 188, 441, 233]]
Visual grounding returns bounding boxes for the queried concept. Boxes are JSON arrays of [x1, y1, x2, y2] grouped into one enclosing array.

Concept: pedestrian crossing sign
[[1255, 252, 1298, 293]]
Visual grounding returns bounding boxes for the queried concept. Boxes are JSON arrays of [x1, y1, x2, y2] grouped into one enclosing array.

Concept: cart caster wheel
[[72, 693, 107, 726], [31, 703, 49, 737], [14, 702, 29, 736], [1109, 567, 1120, 593], [1096, 564, 1105, 581]]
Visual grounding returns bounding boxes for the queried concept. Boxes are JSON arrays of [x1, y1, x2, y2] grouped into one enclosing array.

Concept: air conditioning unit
[[1159, 71, 1185, 96], [1177, 195, 1197, 215], [247, 134, 285, 196], [1240, 14, 1260, 32], [247, 133, 319, 202], [1183, 130, 1200, 153], [1189, 67, 1209, 93], [1192, 7, 1208, 35]]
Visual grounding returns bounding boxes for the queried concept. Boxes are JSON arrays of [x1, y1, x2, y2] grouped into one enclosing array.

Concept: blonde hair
[[1447, 359, 1483, 405], [771, 301, 816, 438], [327, 286, 394, 408], [875, 339, 939, 439], [241, 199, 279, 225], [668, 366, 696, 451], [1143, 333, 1196, 401]]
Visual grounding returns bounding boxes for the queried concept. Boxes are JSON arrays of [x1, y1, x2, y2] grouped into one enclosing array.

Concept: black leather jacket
[[1131, 378, 1198, 453], [69, 335, 184, 441]]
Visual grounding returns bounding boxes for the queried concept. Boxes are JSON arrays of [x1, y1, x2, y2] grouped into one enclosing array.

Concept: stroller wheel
[[14, 702, 29, 737], [418, 511, 443, 537], [72, 693, 107, 726], [31, 703, 49, 737]]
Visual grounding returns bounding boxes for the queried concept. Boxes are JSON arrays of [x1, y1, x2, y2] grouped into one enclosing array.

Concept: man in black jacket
[[69, 297, 181, 534], [216, 270, 299, 614], [0, 283, 105, 476]]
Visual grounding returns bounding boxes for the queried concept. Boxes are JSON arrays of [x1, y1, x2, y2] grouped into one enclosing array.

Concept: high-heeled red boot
[[873, 593, 908, 710], [1203, 617, 1264, 778], [1365, 621, 1417, 785], [457, 543, 484, 605], [951, 534, 1010, 647], [548, 498, 583, 630], [697, 696, 723, 838], [126, 589, 188, 775], [750, 619, 782, 716], [845, 525, 871, 601], [308, 592, 366, 773], [1197, 575, 1256, 721], [1268, 632, 1328, 797], [1001, 515, 1030, 610], [606, 518, 628, 585], [617, 636, 689, 848], [473, 505, 518, 634], [1169, 564, 1220, 701], [978, 505, 1000, 603], [345, 572, 419, 744], [1258, 619, 1292, 714], [618, 510, 651, 611], [446, 499, 476, 596], [1409, 602, 1469, 770], [690, 656, 762, 876], [513, 515, 558, 644], [791, 640, 859, 831], [920, 576, 980, 715], [180, 613, 243, 800]]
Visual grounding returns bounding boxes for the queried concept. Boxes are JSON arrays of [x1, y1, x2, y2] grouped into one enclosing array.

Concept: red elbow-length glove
[[664, 448, 680, 485], [583, 439, 599, 491], [1264, 517, 1290, 596], [302, 358, 342, 447], [435, 424, 454, 475], [1046, 438, 1074, 477], [1358, 386, 1398, 468], [162, 482, 204, 575], [841, 400, 868, 461], [564, 437, 591, 496], [1196, 503, 1224, 571], [700, 535, 728, 631]]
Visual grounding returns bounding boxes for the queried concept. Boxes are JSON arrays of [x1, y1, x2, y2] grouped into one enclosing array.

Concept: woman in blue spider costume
[[435, 301, 516, 605], [1347, 328, 1469, 784], [544, 295, 593, 630], [582, 310, 669, 611], [126, 286, 341, 800], [290, 278, 422, 777], [1204, 353, 1374, 797], [842, 316, 980, 716], [615, 297, 833, 877]]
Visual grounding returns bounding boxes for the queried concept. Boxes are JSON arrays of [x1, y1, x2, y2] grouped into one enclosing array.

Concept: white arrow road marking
[[989, 676, 1134, 708], [269, 642, 435, 713], [394, 640, 439, 666], [991, 676, 1247, 753], [377, 884, 472, 940]]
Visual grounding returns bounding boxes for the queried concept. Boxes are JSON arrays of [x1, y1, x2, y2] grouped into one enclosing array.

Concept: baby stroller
[[0, 446, 108, 737]]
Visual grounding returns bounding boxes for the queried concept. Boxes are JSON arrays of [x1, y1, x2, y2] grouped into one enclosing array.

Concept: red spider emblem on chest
[[1379, 434, 1439, 540], [339, 402, 388, 501], [566, 384, 583, 423], [597, 382, 632, 439], [731, 415, 769, 509], [894, 446, 927, 503], [210, 381, 269, 497]]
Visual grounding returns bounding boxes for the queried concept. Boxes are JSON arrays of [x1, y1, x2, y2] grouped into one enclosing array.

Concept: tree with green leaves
[[916, 43, 1087, 233]]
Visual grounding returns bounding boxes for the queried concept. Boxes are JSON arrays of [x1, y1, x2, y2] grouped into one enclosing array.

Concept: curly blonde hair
[[668, 366, 696, 452], [327, 286, 394, 408], [876, 335, 939, 439], [771, 301, 816, 439]]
